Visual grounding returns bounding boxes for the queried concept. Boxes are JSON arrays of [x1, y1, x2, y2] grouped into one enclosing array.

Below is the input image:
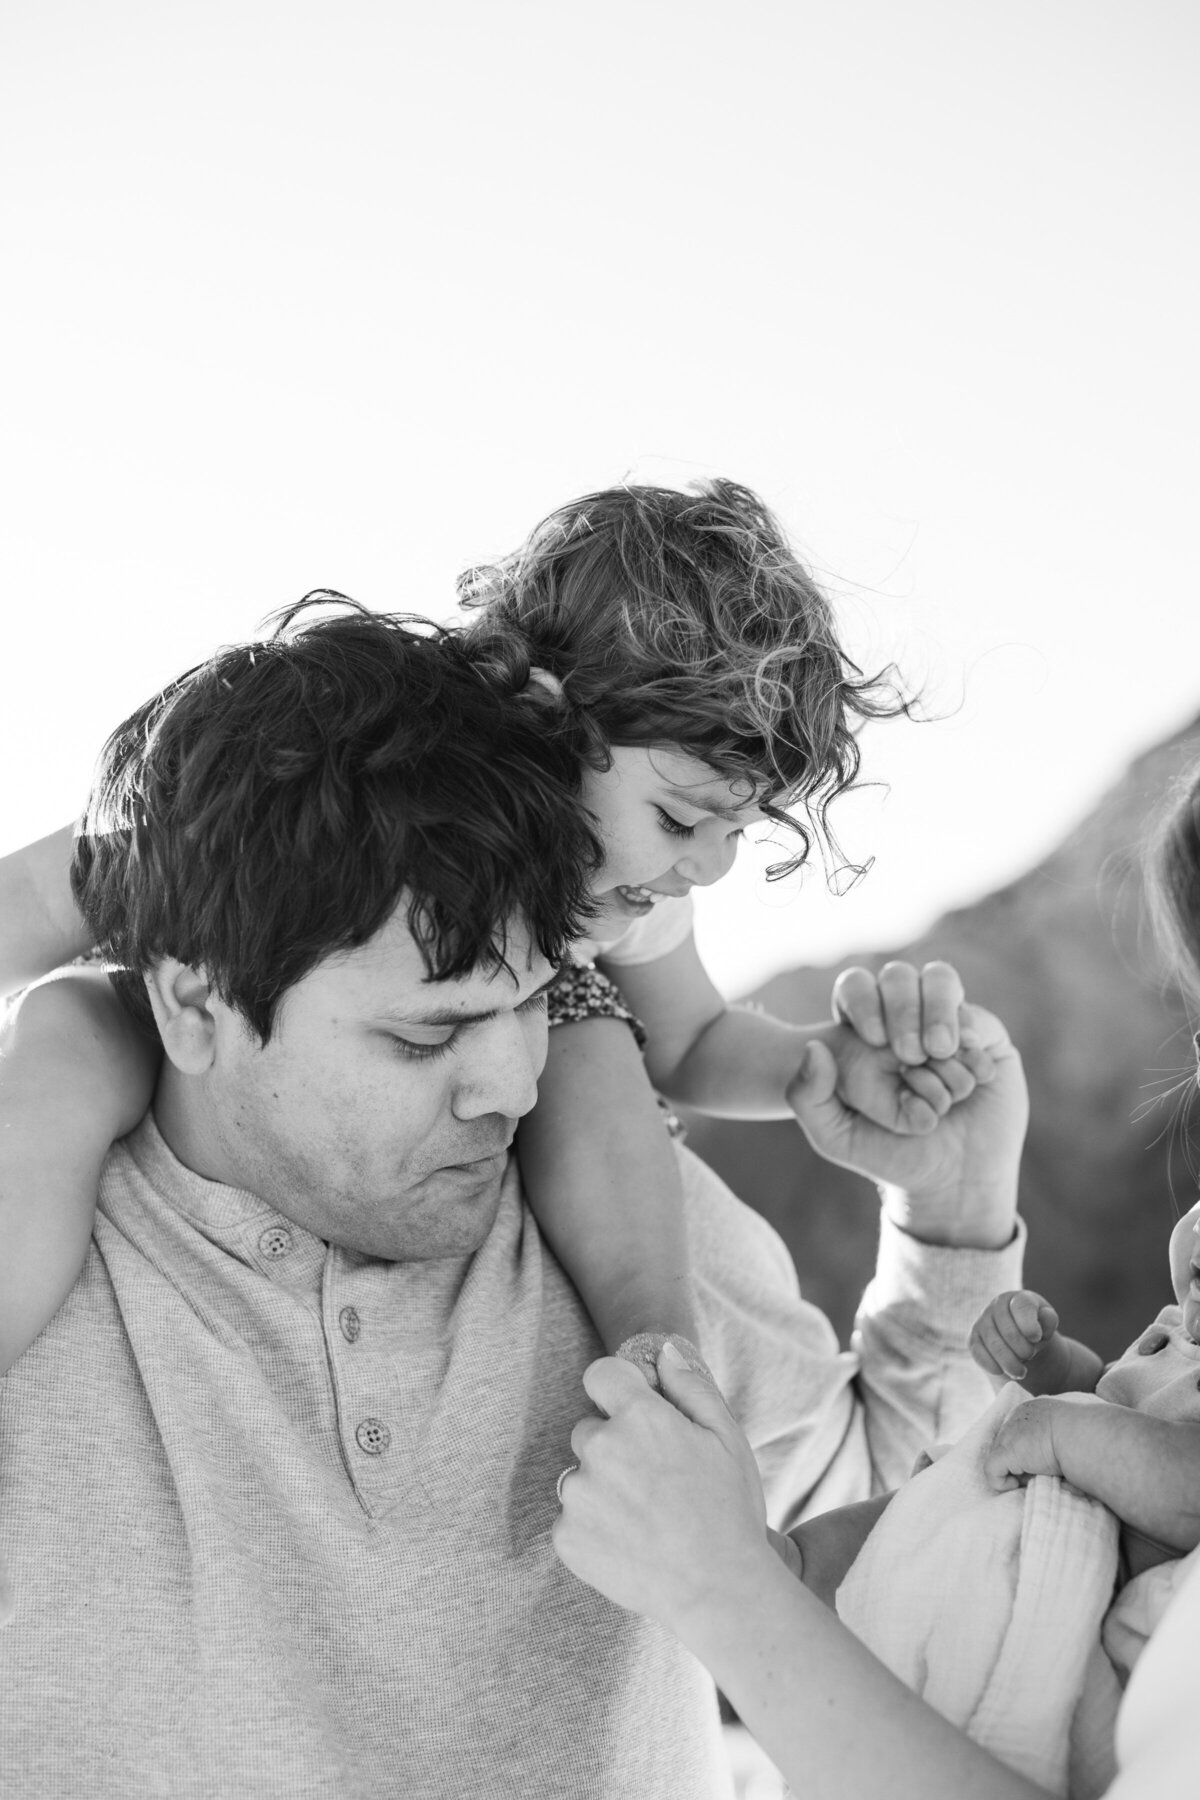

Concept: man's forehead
[[318, 909, 555, 1010]]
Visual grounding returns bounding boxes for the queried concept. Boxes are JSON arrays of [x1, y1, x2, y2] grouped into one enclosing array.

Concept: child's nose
[[674, 834, 739, 887]]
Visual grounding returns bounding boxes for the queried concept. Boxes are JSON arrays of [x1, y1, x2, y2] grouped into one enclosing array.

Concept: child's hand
[[982, 1394, 1067, 1490], [969, 1290, 1060, 1384], [822, 960, 1000, 1136], [832, 959, 968, 1068]]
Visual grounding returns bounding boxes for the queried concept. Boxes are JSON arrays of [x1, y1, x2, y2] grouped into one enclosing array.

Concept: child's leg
[[0, 967, 159, 1371], [518, 967, 699, 1360], [0, 825, 92, 996], [782, 1494, 896, 1609]]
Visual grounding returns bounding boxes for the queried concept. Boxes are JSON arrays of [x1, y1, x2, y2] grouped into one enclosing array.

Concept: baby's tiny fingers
[[980, 1316, 1030, 1380], [1007, 1291, 1049, 1342], [970, 1316, 1025, 1381], [982, 1451, 1022, 1494]]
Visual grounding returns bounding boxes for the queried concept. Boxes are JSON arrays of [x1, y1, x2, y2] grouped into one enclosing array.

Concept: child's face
[[1168, 1199, 1200, 1343], [580, 745, 770, 931]]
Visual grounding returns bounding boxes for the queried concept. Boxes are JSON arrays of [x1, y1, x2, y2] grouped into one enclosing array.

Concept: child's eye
[[655, 807, 695, 839]]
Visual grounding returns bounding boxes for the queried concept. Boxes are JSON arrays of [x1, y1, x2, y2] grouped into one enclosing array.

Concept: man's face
[[191, 910, 557, 1261]]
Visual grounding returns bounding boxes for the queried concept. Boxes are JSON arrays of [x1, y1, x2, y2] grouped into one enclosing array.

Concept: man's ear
[[143, 960, 217, 1075]]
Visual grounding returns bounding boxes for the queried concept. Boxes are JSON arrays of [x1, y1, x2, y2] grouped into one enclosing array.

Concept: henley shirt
[[0, 1114, 1022, 1798]]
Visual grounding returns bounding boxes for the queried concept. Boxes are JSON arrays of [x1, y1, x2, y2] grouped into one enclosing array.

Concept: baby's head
[[1148, 759, 1200, 1339], [460, 480, 910, 921], [1168, 1201, 1200, 1343]]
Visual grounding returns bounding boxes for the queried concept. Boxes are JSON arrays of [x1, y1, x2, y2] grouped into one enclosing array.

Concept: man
[[0, 600, 1022, 1798]]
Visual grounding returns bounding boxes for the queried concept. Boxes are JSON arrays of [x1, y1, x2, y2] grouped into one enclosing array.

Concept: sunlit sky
[[2, 1, 1197, 996]]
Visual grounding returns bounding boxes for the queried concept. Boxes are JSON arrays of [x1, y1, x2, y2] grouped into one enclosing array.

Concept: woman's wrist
[[669, 1535, 786, 1659]]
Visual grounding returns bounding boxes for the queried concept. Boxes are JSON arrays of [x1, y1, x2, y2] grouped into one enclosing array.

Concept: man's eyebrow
[[661, 784, 761, 823], [378, 969, 560, 1029]]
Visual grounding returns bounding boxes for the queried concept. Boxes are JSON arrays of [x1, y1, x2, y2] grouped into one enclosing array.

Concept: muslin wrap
[[836, 1384, 1125, 1799]]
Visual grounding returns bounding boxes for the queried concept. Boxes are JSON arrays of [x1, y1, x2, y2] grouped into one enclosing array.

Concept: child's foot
[[616, 1331, 710, 1392]]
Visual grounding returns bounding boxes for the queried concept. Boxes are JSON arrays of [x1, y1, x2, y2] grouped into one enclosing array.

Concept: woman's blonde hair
[[459, 479, 912, 876]]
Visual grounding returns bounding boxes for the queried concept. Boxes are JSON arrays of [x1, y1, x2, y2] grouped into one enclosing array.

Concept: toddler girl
[[0, 480, 970, 1379]]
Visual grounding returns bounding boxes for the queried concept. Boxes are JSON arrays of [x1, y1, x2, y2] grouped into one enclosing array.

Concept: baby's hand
[[970, 1290, 1060, 1384], [982, 1394, 1064, 1490]]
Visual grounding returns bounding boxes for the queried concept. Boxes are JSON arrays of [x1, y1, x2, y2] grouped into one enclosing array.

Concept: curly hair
[[72, 594, 601, 1042], [1147, 757, 1200, 1012], [457, 479, 912, 875]]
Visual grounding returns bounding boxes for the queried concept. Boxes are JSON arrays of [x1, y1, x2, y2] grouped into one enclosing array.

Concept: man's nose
[[673, 832, 739, 888], [451, 1010, 546, 1122]]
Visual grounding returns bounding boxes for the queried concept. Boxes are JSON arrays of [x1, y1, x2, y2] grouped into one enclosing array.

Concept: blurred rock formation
[[687, 720, 1200, 1358]]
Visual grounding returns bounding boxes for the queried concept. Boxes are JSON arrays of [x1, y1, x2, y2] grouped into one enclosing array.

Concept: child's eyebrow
[[661, 785, 760, 823]]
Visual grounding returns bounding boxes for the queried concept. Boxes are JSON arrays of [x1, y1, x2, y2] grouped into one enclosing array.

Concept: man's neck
[[151, 1063, 252, 1193]]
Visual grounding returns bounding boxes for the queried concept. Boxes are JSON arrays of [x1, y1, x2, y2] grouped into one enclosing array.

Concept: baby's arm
[[516, 975, 699, 1361], [984, 1395, 1200, 1560], [0, 969, 159, 1371], [969, 1290, 1105, 1395], [0, 826, 93, 996]]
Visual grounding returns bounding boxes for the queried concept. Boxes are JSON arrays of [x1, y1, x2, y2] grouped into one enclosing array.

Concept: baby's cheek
[[1166, 1206, 1200, 1310]]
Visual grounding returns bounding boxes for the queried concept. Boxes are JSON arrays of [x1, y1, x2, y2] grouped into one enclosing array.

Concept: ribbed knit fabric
[[0, 1114, 1021, 1797]]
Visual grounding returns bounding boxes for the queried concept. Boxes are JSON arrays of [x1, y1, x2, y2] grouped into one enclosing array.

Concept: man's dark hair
[[72, 594, 601, 1042]]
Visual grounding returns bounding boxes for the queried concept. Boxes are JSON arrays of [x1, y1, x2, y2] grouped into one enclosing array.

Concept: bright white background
[[2, 0, 1197, 996]]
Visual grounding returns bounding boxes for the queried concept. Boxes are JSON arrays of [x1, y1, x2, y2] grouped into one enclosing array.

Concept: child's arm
[[983, 1395, 1200, 1559], [779, 1493, 897, 1609], [610, 932, 970, 1119], [969, 1290, 1105, 1395], [0, 826, 93, 996], [521, 961, 994, 1363], [517, 1012, 699, 1356], [0, 968, 159, 1371]]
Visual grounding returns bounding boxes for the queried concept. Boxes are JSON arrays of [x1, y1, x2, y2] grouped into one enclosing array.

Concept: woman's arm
[[0, 968, 159, 1371], [518, 1014, 698, 1354], [0, 826, 93, 996], [554, 1352, 1047, 1800]]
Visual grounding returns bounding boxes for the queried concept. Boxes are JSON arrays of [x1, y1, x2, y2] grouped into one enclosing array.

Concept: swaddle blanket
[[836, 1385, 1123, 1798]]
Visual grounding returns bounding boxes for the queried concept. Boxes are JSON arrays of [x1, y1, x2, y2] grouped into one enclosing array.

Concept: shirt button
[[258, 1225, 293, 1259], [339, 1306, 361, 1343], [355, 1418, 391, 1456]]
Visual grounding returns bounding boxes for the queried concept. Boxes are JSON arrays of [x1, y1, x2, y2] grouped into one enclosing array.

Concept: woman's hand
[[552, 1343, 774, 1636]]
